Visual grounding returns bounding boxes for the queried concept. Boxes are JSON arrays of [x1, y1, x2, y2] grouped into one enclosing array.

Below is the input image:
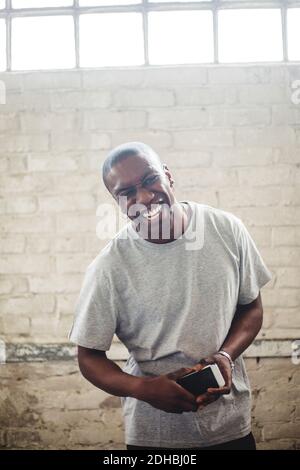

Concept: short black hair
[[102, 141, 163, 191]]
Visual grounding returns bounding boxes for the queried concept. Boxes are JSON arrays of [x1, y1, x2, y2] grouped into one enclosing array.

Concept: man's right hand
[[135, 368, 198, 414]]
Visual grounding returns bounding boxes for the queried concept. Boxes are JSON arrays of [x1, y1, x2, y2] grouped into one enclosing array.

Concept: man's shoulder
[[193, 201, 241, 224], [86, 224, 132, 274], [192, 201, 243, 237]]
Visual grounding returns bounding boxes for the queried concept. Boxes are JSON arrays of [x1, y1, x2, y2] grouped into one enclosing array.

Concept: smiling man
[[102, 142, 192, 245], [68, 141, 272, 450]]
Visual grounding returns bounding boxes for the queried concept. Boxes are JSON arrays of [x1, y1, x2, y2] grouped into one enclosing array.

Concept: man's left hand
[[189, 353, 232, 410]]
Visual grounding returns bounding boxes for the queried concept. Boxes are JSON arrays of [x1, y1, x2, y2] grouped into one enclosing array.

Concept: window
[[0, 18, 5, 71], [0, 1, 299, 71], [150, 0, 210, 2], [218, 9, 283, 63], [12, 16, 75, 70], [287, 8, 300, 61], [148, 11, 213, 65], [12, 1, 73, 7], [80, 12, 144, 67], [79, 0, 140, 5]]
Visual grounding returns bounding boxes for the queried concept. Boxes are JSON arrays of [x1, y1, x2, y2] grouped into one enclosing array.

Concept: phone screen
[[176, 367, 220, 396]]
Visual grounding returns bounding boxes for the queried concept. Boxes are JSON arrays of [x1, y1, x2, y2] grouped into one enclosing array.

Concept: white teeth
[[142, 204, 162, 219]]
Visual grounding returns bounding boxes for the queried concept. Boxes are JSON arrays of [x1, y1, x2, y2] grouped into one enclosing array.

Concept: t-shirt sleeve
[[68, 261, 118, 351], [236, 219, 272, 305]]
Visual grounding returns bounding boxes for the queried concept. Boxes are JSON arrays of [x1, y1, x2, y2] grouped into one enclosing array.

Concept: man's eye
[[144, 175, 159, 186], [121, 189, 135, 198]]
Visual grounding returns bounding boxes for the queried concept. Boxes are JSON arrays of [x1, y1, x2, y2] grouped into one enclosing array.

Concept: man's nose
[[136, 186, 155, 206]]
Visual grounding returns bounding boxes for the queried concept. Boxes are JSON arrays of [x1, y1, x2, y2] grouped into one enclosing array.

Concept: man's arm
[[220, 292, 263, 360], [193, 292, 263, 408], [77, 345, 198, 414], [78, 346, 144, 398]]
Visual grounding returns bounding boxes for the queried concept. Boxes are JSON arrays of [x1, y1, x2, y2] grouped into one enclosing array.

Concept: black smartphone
[[176, 364, 225, 396]]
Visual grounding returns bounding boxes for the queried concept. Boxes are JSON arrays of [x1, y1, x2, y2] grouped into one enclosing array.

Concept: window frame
[[0, 0, 300, 71]]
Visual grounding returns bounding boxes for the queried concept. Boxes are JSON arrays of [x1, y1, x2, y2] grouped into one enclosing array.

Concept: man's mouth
[[141, 200, 165, 220]]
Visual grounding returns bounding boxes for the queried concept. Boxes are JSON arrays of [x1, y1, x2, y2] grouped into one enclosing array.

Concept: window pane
[[80, 13, 144, 67], [12, 0, 73, 7], [150, 0, 210, 2], [0, 0, 5, 10], [148, 11, 213, 65], [12, 16, 75, 70], [218, 9, 283, 63], [287, 8, 300, 61], [0, 19, 6, 71], [80, 0, 140, 5]]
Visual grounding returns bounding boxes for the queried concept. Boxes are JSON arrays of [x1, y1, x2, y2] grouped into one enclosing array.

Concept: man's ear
[[162, 163, 174, 188]]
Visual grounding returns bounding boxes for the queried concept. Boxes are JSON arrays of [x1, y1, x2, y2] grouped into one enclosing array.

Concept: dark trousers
[[127, 432, 256, 450]]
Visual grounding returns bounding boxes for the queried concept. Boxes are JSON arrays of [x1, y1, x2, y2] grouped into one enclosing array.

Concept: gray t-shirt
[[68, 201, 272, 448]]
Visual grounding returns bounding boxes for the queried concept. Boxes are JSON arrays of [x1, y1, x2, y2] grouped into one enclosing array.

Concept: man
[[68, 141, 272, 450]]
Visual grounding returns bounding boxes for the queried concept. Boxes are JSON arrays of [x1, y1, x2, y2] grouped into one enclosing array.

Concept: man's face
[[106, 153, 176, 238]]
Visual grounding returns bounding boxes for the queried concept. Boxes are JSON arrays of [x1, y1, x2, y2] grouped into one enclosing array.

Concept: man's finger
[[180, 400, 199, 413], [207, 386, 231, 395], [174, 382, 198, 405], [166, 367, 195, 381], [196, 393, 218, 408], [189, 363, 206, 373], [196, 392, 212, 405]]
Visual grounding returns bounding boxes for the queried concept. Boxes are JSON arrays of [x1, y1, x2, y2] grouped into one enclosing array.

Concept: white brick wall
[[0, 64, 299, 346], [0, 358, 299, 450]]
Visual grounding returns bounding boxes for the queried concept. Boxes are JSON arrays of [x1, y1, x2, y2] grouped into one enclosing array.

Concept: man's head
[[102, 142, 177, 221]]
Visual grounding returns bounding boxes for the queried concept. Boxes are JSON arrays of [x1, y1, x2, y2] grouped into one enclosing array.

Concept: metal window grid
[[0, 0, 300, 71]]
